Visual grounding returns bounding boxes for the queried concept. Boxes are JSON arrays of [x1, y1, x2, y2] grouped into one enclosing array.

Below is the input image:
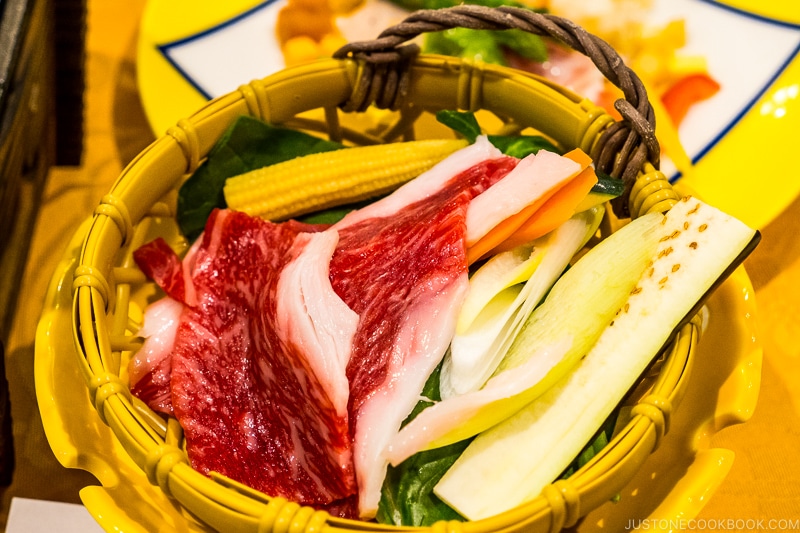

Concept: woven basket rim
[[70, 54, 692, 533]]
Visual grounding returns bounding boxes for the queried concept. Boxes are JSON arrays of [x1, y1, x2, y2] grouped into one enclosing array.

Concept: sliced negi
[[387, 208, 663, 464]]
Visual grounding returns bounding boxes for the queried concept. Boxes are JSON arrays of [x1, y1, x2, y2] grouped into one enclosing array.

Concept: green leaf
[[493, 29, 549, 63], [387, 0, 542, 11], [377, 362, 467, 527], [592, 170, 626, 197], [457, 29, 508, 65], [377, 440, 470, 527], [486, 135, 561, 158], [435, 110, 482, 142], [402, 358, 445, 428], [409, 0, 549, 67], [424, 28, 508, 65], [296, 198, 379, 226], [424, 30, 465, 57], [176, 115, 342, 240], [435, 110, 562, 158]]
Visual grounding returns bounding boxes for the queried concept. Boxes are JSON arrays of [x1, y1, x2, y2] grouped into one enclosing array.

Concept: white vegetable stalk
[[442, 210, 592, 399], [386, 208, 664, 465]]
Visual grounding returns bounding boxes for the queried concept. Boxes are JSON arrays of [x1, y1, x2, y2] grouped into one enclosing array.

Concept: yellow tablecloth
[[1, 0, 798, 529]]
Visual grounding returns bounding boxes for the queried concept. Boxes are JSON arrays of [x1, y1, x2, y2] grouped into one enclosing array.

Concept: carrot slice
[[467, 149, 594, 263], [467, 191, 553, 263], [487, 164, 598, 255]]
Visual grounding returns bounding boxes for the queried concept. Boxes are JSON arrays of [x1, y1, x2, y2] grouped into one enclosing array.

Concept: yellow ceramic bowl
[[137, 0, 800, 229]]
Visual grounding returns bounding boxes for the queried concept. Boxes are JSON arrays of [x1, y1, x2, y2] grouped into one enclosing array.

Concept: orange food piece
[[488, 163, 598, 254], [467, 149, 596, 263]]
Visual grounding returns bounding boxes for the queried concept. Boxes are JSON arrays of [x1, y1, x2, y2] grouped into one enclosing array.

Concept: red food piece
[[135, 209, 357, 511], [133, 237, 186, 302], [661, 72, 721, 126]]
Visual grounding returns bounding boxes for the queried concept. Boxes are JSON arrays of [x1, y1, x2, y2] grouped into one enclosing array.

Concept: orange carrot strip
[[486, 164, 598, 255], [560, 148, 592, 169], [466, 190, 553, 263], [466, 149, 592, 264]]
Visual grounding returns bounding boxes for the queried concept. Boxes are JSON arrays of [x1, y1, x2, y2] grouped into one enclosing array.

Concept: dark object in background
[[0, 0, 56, 333], [1, 0, 79, 486], [0, 342, 13, 486], [53, 0, 86, 166]]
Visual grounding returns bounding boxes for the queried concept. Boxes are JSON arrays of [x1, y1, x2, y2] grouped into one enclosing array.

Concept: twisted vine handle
[[333, 4, 662, 217]]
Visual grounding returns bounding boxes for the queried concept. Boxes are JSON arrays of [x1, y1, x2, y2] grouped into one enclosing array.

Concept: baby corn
[[223, 138, 469, 221]]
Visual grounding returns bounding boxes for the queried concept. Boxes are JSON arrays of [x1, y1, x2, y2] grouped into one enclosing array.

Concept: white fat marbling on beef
[[128, 296, 184, 414], [276, 230, 357, 417], [334, 135, 503, 231]]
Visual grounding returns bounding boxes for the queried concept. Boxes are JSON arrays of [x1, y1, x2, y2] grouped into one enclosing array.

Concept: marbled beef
[[328, 137, 517, 516], [133, 209, 358, 511]]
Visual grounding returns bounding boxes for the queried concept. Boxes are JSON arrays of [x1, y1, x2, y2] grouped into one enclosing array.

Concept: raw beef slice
[[134, 209, 358, 512], [328, 138, 518, 516]]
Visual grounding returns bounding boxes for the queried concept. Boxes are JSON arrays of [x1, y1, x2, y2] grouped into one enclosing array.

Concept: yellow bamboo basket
[[70, 5, 724, 532]]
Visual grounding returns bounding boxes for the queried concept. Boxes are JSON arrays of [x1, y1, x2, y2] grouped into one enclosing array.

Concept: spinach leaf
[[377, 440, 470, 527], [402, 357, 446, 428], [489, 135, 560, 158], [377, 361, 468, 526], [177, 115, 342, 240], [297, 198, 377, 226], [435, 110, 561, 157], [435, 110, 482, 142]]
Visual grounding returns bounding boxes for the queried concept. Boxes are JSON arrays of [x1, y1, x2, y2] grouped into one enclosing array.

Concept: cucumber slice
[[433, 196, 759, 520]]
